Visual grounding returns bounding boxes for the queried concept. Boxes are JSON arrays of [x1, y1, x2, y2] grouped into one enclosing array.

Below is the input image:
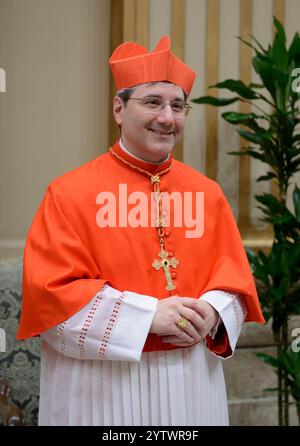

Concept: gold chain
[[109, 147, 172, 248], [109, 147, 179, 291]]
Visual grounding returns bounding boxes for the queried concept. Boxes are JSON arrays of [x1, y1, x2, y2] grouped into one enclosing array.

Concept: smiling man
[[113, 82, 185, 163], [17, 36, 264, 426]]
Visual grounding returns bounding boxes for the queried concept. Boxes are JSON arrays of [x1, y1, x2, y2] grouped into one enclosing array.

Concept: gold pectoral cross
[[152, 248, 179, 291]]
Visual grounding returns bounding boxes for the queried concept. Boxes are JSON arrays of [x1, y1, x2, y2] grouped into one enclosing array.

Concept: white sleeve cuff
[[106, 290, 158, 362], [41, 285, 158, 362], [201, 290, 247, 355]]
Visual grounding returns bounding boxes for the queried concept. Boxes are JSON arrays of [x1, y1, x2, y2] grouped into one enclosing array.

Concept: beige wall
[[0, 0, 110, 259]]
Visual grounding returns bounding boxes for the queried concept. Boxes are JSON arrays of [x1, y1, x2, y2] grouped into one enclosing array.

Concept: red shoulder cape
[[17, 141, 264, 354]]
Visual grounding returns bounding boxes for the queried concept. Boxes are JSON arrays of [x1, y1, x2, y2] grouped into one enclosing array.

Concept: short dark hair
[[116, 87, 136, 106]]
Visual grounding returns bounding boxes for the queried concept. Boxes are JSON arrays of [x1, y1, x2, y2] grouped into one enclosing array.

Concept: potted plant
[[192, 17, 300, 425]]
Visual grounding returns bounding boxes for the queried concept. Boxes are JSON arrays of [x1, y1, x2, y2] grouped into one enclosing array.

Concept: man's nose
[[156, 104, 175, 125]]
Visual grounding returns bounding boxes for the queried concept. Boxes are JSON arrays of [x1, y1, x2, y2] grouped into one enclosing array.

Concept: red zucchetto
[[109, 35, 196, 95]]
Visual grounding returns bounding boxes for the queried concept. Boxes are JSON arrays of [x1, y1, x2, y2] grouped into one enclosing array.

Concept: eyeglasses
[[127, 96, 192, 117]]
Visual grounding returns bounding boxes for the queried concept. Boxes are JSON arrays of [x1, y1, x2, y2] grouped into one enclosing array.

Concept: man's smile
[[148, 128, 175, 136]]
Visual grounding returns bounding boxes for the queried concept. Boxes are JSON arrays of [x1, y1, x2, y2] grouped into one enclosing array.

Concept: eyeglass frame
[[125, 95, 192, 117]]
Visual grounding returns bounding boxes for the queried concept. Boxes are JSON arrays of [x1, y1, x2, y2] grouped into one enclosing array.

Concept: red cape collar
[[109, 140, 173, 176]]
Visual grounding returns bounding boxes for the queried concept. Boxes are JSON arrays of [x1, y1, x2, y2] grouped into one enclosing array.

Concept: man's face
[[113, 82, 186, 163]]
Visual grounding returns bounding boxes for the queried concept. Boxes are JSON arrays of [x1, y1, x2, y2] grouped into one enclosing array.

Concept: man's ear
[[113, 96, 124, 126]]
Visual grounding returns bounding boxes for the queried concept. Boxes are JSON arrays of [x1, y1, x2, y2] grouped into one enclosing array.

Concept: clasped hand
[[149, 296, 219, 347]]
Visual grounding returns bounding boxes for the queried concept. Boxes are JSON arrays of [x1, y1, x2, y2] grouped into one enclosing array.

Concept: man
[[17, 36, 264, 426]]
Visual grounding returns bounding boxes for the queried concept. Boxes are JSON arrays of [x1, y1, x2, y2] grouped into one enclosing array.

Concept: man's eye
[[171, 102, 184, 112], [144, 98, 161, 107]]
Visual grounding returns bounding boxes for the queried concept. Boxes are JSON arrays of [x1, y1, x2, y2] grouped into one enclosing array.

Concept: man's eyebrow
[[143, 94, 162, 98], [143, 94, 185, 101]]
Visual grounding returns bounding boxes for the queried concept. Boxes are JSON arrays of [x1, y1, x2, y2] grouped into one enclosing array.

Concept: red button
[[169, 250, 174, 256], [165, 230, 171, 237], [171, 272, 177, 279]]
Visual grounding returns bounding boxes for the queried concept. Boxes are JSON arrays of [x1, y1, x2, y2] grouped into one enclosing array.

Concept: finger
[[182, 302, 219, 337], [179, 307, 206, 337], [177, 318, 202, 342], [162, 336, 200, 347], [172, 325, 196, 343], [177, 297, 201, 309], [174, 322, 201, 343], [180, 298, 215, 320], [184, 299, 218, 324]]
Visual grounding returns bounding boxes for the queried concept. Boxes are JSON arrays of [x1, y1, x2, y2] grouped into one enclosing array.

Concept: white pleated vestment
[[39, 285, 246, 426]]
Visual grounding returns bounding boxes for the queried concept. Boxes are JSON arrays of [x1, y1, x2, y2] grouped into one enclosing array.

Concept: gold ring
[[176, 317, 189, 329]]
